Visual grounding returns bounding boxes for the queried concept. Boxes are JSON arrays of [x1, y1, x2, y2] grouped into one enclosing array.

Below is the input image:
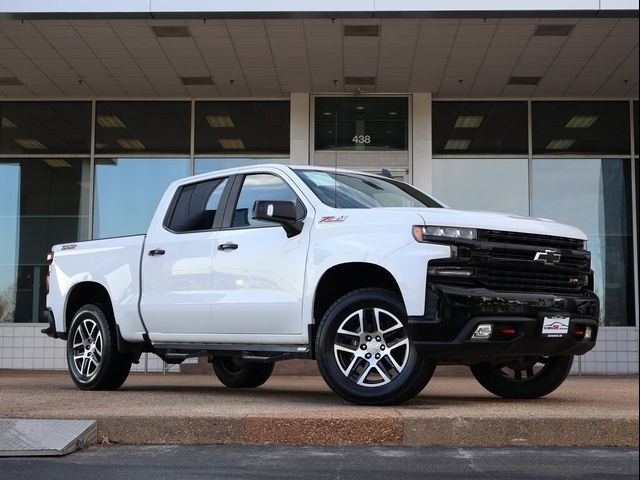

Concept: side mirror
[[252, 200, 304, 238]]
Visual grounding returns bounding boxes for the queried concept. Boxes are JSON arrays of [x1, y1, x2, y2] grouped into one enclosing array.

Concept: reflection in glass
[[95, 102, 191, 154], [315, 97, 408, 151], [232, 174, 298, 228], [195, 101, 290, 155], [93, 158, 190, 238], [0, 101, 91, 155], [532, 158, 635, 326], [432, 101, 528, 155], [0, 158, 90, 323], [432, 159, 529, 216], [195, 158, 289, 175], [532, 101, 630, 155]]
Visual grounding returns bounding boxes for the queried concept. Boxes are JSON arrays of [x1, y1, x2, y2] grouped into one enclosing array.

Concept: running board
[[152, 343, 312, 363]]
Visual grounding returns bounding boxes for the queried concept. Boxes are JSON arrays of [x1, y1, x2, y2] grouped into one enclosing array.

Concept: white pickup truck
[[42, 164, 599, 405]]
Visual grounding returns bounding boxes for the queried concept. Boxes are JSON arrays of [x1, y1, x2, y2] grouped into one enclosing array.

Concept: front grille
[[429, 229, 592, 295], [477, 267, 586, 294], [477, 229, 584, 250]]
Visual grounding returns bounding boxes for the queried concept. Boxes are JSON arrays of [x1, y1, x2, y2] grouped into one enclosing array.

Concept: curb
[[95, 414, 639, 447]]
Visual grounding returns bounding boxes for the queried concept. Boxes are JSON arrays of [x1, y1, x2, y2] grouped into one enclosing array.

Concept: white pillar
[[289, 92, 310, 165], [412, 92, 432, 192]]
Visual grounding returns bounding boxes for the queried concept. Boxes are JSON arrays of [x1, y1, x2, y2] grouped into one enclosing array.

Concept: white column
[[289, 92, 310, 165], [412, 92, 432, 192]]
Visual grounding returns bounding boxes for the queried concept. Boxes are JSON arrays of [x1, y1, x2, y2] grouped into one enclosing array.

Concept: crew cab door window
[[231, 174, 298, 228], [167, 178, 228, 232]]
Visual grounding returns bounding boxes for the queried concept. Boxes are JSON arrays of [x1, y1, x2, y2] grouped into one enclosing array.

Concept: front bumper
[[408, 282, 599, 364]]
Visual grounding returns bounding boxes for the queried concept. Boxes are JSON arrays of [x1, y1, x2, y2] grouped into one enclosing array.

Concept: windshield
[[295, 170, 443, 209]]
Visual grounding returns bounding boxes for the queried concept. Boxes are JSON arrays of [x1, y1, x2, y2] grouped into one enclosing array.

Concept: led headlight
[[413, 225, 477, 242]]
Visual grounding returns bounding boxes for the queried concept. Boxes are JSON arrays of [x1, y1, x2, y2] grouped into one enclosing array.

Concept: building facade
[[0, 1, 638, 373]]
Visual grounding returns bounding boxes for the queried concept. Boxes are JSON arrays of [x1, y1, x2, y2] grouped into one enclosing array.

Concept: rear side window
[[167, 178, 228, 232]]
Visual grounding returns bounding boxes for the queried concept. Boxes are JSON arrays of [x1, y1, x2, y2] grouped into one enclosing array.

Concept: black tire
[[66, 304, 132, 390], [316, 288, 436, 406], [212, 356, 274, 388], [470, 355, 574, 399]]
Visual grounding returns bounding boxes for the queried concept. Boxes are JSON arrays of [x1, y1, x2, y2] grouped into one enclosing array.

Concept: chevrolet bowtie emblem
[[534, 249, 561, 265]]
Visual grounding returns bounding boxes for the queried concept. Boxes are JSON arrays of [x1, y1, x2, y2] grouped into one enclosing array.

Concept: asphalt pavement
[[0, 445, 638, 480]]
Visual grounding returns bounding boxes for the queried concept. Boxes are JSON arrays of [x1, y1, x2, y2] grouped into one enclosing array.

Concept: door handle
[[217, 242, 238, 251], [148, 249, 166, 256]]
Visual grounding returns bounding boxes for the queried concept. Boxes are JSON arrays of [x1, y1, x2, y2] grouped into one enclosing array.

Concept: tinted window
[[296, 170, 441, 209], [0, 101, 91, 154], [432, 101, 528, 155], [95, 101, 191, 154], [195, 101, 290, 155], [93, 158, 190, 238], [168, 178, 228, 232], [532, 101, 630, 155], [231, 174, 298, 228], [315, 97, 408, 151]]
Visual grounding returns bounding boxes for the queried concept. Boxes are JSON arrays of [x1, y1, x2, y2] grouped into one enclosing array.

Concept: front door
[[211, 172, 311, 341]]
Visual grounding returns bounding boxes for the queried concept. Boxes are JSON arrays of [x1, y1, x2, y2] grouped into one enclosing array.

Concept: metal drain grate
[[0, 419, 97, 457]]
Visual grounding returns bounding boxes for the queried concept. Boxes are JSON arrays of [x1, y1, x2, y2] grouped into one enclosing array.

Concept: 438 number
[[352, 135, 371, 144]]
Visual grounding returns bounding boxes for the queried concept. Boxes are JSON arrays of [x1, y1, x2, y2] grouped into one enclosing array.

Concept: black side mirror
[[252, 200, 304, 237]]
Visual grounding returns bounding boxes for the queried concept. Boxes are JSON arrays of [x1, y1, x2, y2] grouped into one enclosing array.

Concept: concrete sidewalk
[[0, 370, 637, 447]]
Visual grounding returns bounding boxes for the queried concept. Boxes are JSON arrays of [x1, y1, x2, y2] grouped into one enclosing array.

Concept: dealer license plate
[[542, 315, 570, 337]]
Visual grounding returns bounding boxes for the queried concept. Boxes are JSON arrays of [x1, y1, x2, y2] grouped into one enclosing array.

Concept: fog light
[[584, 326, 593, 340], [472, 324, 493, 340]]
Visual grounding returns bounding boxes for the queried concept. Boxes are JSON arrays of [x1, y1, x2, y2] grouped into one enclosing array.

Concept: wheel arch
[[64, 281, 114, 332], [312, 262, 404, 325]]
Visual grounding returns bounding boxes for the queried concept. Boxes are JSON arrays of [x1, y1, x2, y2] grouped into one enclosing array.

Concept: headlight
[[412, 225, 477, 242]]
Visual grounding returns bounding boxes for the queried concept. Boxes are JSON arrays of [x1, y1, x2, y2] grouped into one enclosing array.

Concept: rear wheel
[[211, 356, 274, 388], [316, 288, 436, 406], [470, 355, 574, 399], [67, 304, 132, 390]]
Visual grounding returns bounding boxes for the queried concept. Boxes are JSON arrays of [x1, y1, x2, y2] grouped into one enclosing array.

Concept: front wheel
[[316, 288, 436, 406], [211, 356, 274, 388], [470, 355, 574, 399]]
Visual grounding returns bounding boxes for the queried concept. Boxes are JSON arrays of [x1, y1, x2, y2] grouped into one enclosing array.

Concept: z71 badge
[[319, 216, 347, 223]]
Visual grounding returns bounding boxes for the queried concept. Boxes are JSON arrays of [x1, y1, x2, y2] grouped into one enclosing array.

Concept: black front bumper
[[408, 282, 599, 364]]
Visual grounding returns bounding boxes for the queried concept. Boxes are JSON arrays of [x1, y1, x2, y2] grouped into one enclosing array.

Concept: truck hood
[[414, 208, 587, 241]]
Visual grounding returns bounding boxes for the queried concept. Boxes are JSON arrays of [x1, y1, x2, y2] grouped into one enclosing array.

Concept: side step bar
[[152, 343, 312, 364]]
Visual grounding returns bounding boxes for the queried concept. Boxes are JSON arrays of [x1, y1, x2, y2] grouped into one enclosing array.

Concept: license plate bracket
[[541, 315, 570, 337]]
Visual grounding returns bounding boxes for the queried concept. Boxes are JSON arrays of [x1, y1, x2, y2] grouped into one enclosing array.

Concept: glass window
[[95, 101, 191, 154], [167, 178, 228, 232], [532, 158, 635, 327], [634, 101, 638, 155], [195, 101, 290, 155], [93, 158, 190, 238], [194, 158, 289, 175], [315, 97, 408, 151], [432, 159, 529, 216], [296, 170, 441, 209], [231, 174, 298, 228], [532, 101, 630, 155], [0, 101, 91, 154], [432, 101, 528, 155], [0, 158, 90, 323]]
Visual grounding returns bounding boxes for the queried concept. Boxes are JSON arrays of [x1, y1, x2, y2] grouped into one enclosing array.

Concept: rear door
[[211, 171, 312, 339], [141, 176, 231, 340]]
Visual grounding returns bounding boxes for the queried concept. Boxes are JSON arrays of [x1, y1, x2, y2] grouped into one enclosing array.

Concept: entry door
[[211, 173, 311, 337], [140, 177, 229, 339]]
